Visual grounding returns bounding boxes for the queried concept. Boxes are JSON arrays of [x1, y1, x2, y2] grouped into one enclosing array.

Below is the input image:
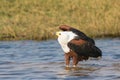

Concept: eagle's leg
[[72, 55, 78, 67], [65, 53, 70, 67]]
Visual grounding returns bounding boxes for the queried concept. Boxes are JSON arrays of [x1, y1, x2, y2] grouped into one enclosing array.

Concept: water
[[0, 38, 120, 80]]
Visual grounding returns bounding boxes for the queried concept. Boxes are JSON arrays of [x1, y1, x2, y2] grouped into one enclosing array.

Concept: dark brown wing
[[59, 25, 95, 45], [67, 39, 102, 58]]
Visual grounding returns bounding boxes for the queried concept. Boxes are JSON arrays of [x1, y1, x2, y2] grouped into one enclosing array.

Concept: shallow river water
[[0, 38, 120, 80]]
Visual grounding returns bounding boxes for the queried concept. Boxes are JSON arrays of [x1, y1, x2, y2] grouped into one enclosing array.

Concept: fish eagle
[[56, 25, 102, 67]]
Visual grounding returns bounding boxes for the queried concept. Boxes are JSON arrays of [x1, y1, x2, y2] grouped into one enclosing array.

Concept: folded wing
[[68, 39, 102, 58]]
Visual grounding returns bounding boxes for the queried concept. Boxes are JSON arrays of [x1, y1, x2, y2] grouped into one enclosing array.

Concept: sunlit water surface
[[0, 38, 120, 80]]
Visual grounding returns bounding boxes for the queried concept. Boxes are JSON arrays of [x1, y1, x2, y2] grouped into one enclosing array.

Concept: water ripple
[[0, 39, 120, 80]]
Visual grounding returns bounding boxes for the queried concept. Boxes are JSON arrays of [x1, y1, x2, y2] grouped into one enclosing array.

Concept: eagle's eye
[[59, 33, 61, 35]]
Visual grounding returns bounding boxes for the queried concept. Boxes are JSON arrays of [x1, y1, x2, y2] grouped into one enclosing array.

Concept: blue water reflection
[[0, 38, 119, 80]]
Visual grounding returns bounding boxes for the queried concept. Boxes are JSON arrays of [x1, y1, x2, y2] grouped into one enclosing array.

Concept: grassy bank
[[0, 0, 119, 40]]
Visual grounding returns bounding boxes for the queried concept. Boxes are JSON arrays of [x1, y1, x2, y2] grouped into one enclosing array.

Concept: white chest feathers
[[57, 31, 77, 53]]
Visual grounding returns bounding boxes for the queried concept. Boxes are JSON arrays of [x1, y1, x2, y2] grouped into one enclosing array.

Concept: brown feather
[[59, 25, 71, 31], [65, 50, 89, 66], [70, 39, 87, 45]]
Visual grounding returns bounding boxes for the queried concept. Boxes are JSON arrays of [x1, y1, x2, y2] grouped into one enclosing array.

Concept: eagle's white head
[[56, 31, 77, 53]]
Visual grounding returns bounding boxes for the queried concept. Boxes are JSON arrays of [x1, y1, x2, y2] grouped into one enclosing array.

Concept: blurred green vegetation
[[0, 0, 119, 40]]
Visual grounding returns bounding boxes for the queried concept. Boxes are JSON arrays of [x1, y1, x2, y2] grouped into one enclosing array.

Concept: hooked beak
[[56, 31, 61, 37]]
